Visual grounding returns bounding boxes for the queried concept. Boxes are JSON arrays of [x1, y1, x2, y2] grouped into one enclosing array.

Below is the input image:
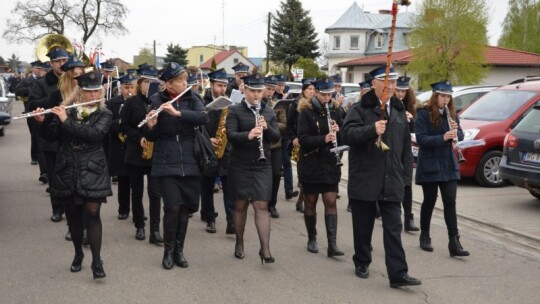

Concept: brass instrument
[[254, 101, 266, 162], [36, 34, 74, 63], [290, 144, 300, 162], [324, 102, 343, 167], [445, 105, 466, 163], [118, 133, 127, 143], [214, 107, 229, 159], [141, 139, 154, 160]]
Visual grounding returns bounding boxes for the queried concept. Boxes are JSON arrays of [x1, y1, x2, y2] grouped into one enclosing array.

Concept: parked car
[[340, 82, 360, 95], [285, 81, 302, 100], [457, 81, 540, 187], [416, 85, 498, 113], [0, 78, 15, 136], [500, 103, 540, 200]]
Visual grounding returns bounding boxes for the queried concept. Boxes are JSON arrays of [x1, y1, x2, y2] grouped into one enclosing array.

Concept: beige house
[[186, 45, 248, 67], [199, 50, 256, 75]]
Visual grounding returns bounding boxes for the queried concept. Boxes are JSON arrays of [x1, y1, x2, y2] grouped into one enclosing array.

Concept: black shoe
[[420, 231, 433, 252], [111, 176, 118, 184], [355, 265, 369, 279], [65, 230, 72, 241], [285, 191, 299, 200], [70, 254, 84, 272], [39, 173, 48, 184], [135, 228, 145, 240], [91, 260, 106, 279], [269, 206, 280, 218], [347, 203, 352, 212], [296, 202, 304, 213], [390, 274, 422, 288], [259, 250, 275, 265], [31, 160, 38, 165], [234, 243, 245, 259], [206, 221, 217, 233], [50, 213, 62, 222], [118, 213, 129, 220], [45, 187, 50, 193], [149, 231, 164, 245], [404, 213, 420, 232], [226, 223, 235, 235], [449, 235, 470, 257]]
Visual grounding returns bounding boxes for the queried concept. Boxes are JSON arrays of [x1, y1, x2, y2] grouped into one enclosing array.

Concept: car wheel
[[530, 189, 540, 200], [474, 150, 507, 187]]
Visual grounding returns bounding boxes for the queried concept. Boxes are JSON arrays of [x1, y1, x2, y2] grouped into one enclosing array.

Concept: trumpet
[[13, 99, 105, 120], [137, 86, 192, 128], [324, 102, 343, 167], [445, 105, 466, 163], [254, 101, 266, 162]]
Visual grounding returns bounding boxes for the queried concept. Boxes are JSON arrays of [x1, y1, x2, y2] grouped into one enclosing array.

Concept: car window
[[513, 107, 540, 132], [454, 93, 481, 109], [459, 90, 536, 121], [342, 86, 360, 95]]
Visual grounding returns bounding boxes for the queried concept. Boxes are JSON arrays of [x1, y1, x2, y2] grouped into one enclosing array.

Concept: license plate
[[523, 152, 540, 163]]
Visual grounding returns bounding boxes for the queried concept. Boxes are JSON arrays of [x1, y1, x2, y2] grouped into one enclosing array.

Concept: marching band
[[12, 29, 473, 289]]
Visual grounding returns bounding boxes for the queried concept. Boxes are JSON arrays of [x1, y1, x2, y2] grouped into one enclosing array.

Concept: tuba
[[36, 34, 74, 63]]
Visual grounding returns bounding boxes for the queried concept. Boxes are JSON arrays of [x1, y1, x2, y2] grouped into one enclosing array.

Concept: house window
[[334, 36, 341, 50], [376, 34, 384, 49], [199, 54, 204, 64], [350, 36, 359, 49], [233, 58, 239, 64]]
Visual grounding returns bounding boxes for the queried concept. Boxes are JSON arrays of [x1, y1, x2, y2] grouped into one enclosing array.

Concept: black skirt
[[158, 176, 200, 212], [228, 159, 272, 201], [302, 182, 339, 195], [59, 195, 107, 206]]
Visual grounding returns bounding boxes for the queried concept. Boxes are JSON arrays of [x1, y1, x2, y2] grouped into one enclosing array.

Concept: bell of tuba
[[36, 34, 74, 63]]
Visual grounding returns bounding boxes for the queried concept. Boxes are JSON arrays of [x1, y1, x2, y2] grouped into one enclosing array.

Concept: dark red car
[[457, 81, 540, 187]]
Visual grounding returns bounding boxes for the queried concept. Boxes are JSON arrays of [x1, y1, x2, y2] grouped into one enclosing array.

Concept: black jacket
[[225, 100, 280, 163], [203, 90, 230, 176], [286, 98, 301, 141], [106, 95, 129, 176], [144, 89, 208, 177], [28, 70, 59, 111], [120, 92, 153, 167], [342, 89, 413, 202], [14, 75, 39, 111], [40, 107, 113, 199], [297, 98, 343, 185]]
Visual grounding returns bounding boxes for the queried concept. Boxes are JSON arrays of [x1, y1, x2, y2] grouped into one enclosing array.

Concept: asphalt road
[[1, 102, 539, 304]]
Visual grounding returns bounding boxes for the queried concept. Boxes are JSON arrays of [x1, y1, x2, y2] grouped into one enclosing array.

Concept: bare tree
[[316, 37, 329, 67], [2, 0, 128, 45]]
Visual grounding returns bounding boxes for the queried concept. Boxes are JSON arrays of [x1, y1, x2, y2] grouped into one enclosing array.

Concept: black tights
[[304, 192, 338, 217], [163, 204, 190, 243], [64, 200, 102, 265], [233, 200, 271, 257]]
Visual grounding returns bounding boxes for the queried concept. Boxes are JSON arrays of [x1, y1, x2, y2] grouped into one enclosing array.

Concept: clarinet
[[254, 101, 266, 162], [445, 105, 466, 163], [325, 102, 343, 167]]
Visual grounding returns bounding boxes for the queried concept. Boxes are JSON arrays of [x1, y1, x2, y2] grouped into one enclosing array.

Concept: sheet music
[[230, 89, 244, 104], [206, 96, 233, 111]]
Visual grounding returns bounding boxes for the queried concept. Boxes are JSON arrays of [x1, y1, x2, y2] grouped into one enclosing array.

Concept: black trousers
[[402, 185, 412, 215], [44, 151, 63, 214], [117, 175, 131, 215], [126, 164, 161, 230], [200, 175, 234, 224], [269, 147, 283, 208], [350, 199, 408, 281], [420, 181, 458, 236], [27, 118, 40, 162]]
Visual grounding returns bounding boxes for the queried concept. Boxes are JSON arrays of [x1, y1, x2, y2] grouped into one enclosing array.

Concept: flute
[[137, 86, 192, 128], [13, 98, 106, 120]]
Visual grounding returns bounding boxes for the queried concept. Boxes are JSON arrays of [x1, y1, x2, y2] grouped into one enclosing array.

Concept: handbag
[[193, 125, 219, 176]]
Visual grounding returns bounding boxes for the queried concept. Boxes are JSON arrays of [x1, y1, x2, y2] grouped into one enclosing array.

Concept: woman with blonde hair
[[34, 71, 112, 279]]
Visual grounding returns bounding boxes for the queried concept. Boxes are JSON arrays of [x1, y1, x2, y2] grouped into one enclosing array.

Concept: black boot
[[304, 215, 318, 253], [404, 213, 419, 232], [419, 231, 433, 252], [174, 209, 189, 268], [325, 214, 344, 257], [449, 234, 470, 257], [149, 231, 164, 245], [162, 237, 175, 270], [91, 260, 106, 279]]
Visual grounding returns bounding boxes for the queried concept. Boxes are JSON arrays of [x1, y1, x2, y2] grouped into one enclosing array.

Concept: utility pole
[[266, 12, 271, 73], [153, 40, 157, 67]]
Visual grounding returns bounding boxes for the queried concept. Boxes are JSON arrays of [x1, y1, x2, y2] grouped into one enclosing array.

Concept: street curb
[[339, 176, 540, 244]]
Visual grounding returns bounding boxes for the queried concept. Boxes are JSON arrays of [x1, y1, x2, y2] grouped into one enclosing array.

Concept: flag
[[95, 48, 101, 69], [89, 48, 96, 64]]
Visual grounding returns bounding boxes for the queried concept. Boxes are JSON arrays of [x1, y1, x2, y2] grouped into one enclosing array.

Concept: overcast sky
[[0, 0, 508, 63]]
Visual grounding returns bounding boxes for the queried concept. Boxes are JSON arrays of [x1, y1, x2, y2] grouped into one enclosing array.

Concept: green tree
[[134, 48, 154, 68], [164, 43, 188, 66], [294, 57, 325, 79], [498, 0, 540, 54], [0, 56, 5, 65], [7, 54, 21, 72], [269, 0, 320, 80], [406, 0, 489, 89]]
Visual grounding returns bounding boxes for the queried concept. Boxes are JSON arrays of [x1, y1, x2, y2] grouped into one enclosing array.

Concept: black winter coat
[[203, 90, 230, 176], [106, 95, 129, 176], [29, 70, 61, 152], [120, 92, 153, 167], [297, 98, 343, 185], [40, 107, 113, 199], [14, 75, 39, 112], [286, 98, 300, 141], [225, 100, 280, 164], [414, 107, 463, 184], [342, 89, 413, 202], [144, 89, 208, 177]]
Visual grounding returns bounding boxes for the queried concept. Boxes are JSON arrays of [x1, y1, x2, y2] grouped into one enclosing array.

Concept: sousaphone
[[36, 34, 74, 62]]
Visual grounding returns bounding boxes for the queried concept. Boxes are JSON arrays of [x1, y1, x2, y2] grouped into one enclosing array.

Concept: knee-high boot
[[304, 214, 318, 253], [162, 209, 177, 270], [174, 209, 189, 268], [325, 214, 344, 257]]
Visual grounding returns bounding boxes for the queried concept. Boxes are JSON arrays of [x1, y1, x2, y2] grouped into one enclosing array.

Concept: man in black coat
[[28, 47, 69, 222], [15, 61, 43, 166], [342, 65, 421, 288]]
